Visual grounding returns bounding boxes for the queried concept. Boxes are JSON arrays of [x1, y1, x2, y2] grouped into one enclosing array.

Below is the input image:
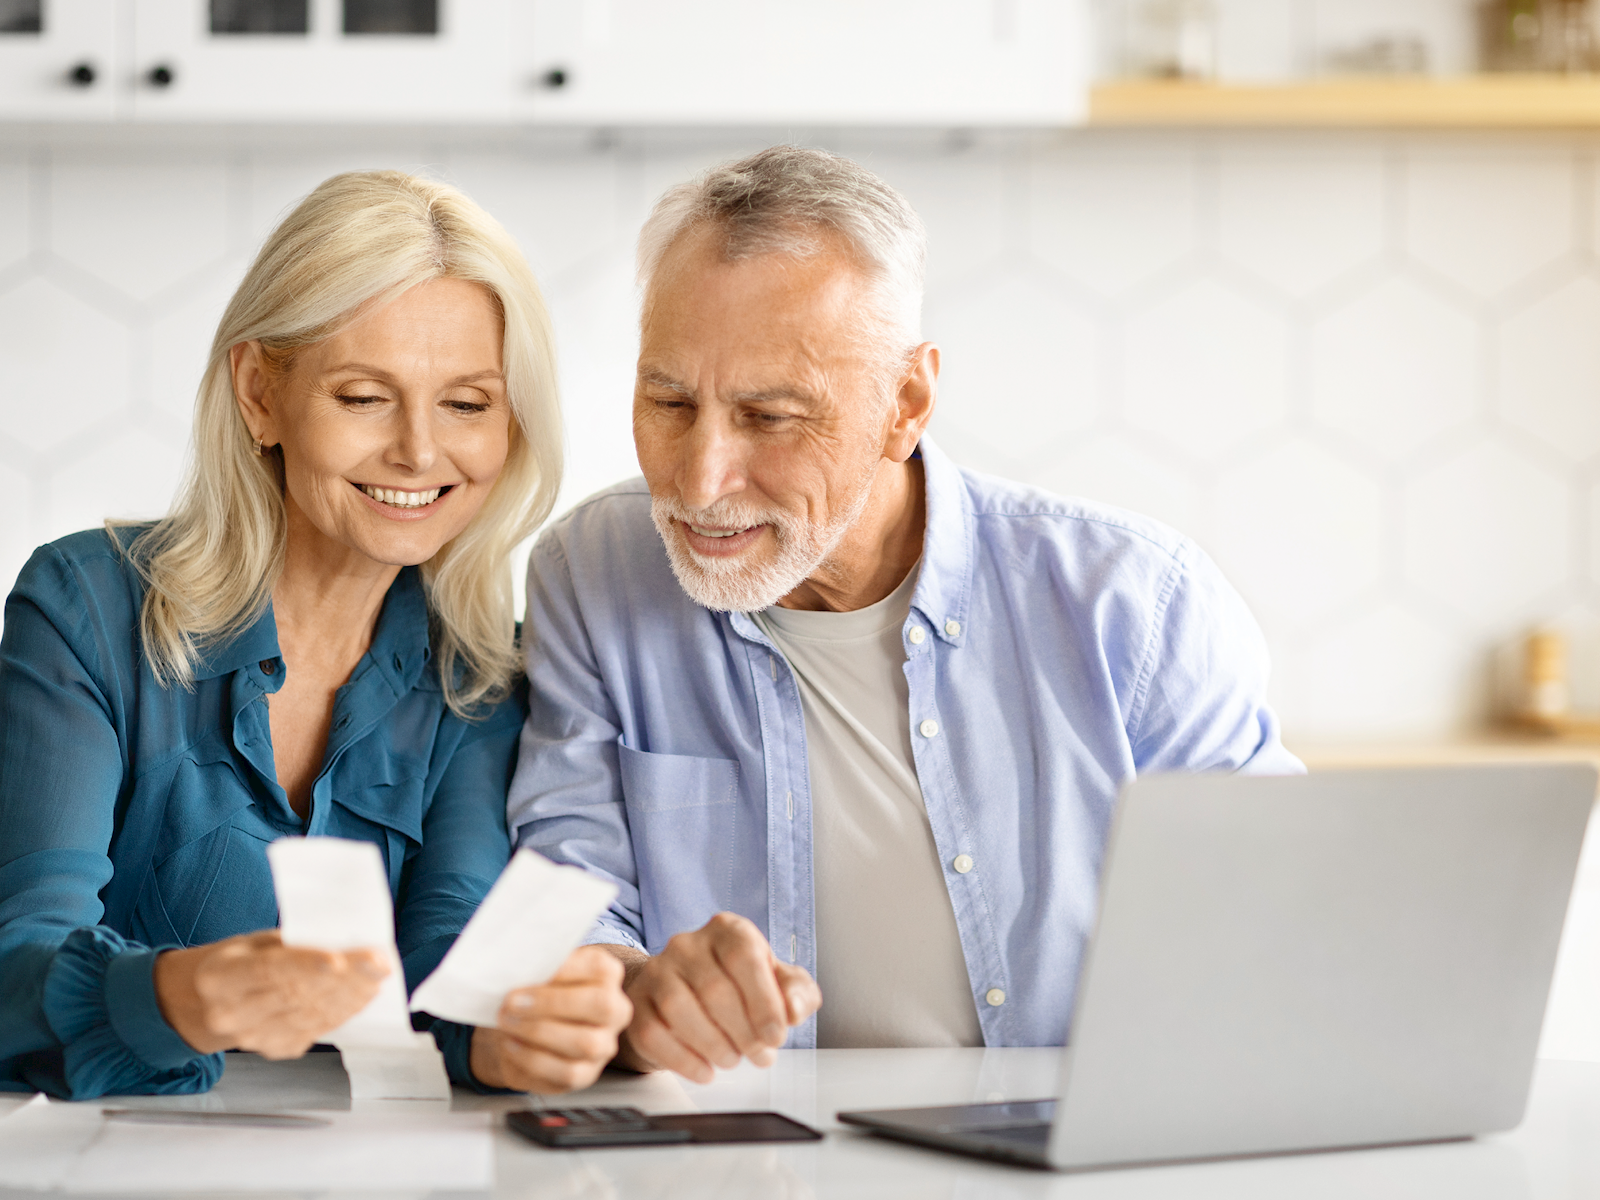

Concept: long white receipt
[[409, 848, 618, 1027], [267, 837, 451, 1100]]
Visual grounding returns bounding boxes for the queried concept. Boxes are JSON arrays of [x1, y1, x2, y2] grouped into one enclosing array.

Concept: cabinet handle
[[541, 67, 569, 89], [68, 62, 96, 87], [147, 64, 175, 88]]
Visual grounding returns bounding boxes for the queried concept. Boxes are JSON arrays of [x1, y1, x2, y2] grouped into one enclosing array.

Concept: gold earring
[[253, 437, 265, 457]]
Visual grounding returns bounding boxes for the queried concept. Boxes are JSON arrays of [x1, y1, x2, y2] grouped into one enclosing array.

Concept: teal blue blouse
[[0, 529, 521, 1098]]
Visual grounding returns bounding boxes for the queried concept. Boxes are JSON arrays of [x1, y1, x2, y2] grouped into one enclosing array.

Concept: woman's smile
[[353, 481, 456, 516]]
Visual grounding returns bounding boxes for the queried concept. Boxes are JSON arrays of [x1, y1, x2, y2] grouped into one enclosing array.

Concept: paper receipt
[[408, 849, 618, 1028]]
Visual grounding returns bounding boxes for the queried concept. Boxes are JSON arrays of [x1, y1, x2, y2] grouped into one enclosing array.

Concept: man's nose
[[677, 418, 747, 511]]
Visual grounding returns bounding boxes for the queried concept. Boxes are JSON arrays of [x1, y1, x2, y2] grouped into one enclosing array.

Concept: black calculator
[[506, 1105, 823, 1148]]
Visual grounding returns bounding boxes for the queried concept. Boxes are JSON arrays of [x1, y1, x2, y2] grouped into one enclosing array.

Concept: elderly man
[[508, 146, 1300, 1083]]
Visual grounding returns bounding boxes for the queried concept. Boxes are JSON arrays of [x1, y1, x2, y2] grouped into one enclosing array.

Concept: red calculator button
[[537, 1115, 569, 1127]]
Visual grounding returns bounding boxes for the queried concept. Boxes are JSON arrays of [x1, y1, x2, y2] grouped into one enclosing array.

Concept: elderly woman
[[0, 171, 629, 1099]]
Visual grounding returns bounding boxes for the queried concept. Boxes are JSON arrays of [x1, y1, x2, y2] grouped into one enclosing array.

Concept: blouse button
[[907, 627, 925, 645], [259, 659, 276, 675], [919, 719, 939, 738], [985, 988, 1006, 1007]]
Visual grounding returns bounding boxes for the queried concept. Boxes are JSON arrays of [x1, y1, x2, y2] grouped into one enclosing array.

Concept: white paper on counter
[[0, 1094, 102, 1190], [61, 1110, 493, 1193], [409, 849, 618, 1028], [268, 836, 451, 1100]]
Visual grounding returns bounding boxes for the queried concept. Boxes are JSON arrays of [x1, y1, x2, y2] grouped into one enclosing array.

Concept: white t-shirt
[[753, 565, 983, 1048]]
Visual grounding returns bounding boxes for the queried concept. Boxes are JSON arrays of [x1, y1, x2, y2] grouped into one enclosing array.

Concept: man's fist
[[606, 912, 822, 1084]]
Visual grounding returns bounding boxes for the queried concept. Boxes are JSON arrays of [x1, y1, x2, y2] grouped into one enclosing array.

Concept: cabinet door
[[513, 0, 1089, 126], [0, 0, 122, 121], [130, 0, 513, 122]]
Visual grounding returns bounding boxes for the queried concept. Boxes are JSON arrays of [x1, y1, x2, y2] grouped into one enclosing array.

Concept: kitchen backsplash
[[0, 125, 1595, 746]]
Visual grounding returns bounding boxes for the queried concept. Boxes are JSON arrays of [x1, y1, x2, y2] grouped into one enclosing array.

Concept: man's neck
[[776, 457, 926, 613]]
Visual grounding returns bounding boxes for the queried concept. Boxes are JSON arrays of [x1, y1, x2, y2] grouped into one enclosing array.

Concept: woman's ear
[[231, 341, 278, 449]]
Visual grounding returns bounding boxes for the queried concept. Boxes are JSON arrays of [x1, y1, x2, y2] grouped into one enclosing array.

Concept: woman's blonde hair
[[124, 169, 561, 716]]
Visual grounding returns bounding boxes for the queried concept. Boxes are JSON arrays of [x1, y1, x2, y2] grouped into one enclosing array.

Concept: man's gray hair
[[637, 145, 927, 352]]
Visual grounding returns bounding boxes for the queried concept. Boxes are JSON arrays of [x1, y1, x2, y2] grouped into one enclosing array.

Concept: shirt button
[[985, 988, 1006, 1007], [945, 619, 961, 637], [258, 659, 276, 675], [908, 627, 925, 645], [952, 854, 974, 874], [919, 719, 939, 738]]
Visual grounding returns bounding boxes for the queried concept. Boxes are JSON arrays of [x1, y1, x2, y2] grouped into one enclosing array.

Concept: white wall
[[1, 124, 1596, 747]]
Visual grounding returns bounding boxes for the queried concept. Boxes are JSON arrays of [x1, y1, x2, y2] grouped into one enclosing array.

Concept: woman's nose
[[387, 406, 438, 473]]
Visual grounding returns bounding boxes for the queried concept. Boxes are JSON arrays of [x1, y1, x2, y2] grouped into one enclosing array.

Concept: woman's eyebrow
[[325, 364, 504, 386]]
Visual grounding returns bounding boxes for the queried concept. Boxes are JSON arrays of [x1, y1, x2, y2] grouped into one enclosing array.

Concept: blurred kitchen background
[[6, 0, 1600, 1063], [2, 0, 1600, 755]]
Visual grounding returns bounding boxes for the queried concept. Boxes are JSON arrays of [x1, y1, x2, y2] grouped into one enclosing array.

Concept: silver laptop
[[838, 764, 1596, 1170]]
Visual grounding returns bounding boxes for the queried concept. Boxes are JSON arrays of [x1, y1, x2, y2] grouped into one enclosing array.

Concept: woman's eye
[[446, 399, 491, 414], [337, 393, 385, 407]]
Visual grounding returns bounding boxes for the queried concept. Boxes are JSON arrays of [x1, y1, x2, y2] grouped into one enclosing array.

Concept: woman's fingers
[[180, 935, 389, 1050], [480, 1029, 609, 1094]]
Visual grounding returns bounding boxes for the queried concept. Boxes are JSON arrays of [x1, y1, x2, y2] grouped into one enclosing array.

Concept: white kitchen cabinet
[[130, 0, 514, 122], [0, 0, 122, 121], [511, 0, 1091, 126]]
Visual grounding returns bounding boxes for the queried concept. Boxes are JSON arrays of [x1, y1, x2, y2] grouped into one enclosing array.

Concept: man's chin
[[664, 542, 793, 613]]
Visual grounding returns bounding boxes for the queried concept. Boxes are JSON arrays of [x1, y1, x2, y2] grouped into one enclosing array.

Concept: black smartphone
[[506, 1106, 823, 1148]]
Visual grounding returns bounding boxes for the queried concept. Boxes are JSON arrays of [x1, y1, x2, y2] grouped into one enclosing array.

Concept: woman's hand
[[153, 930, 389, 1058], [469, 946, 633, 1093]]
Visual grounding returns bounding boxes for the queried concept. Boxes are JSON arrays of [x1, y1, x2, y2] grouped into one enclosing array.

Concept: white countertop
[[9, 1048, 1600, 1198]]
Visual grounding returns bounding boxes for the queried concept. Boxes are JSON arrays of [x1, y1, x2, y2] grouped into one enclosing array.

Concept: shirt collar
[[727, 435, 974, 648], [908, 435, 974, 647], [190, 565, 432, 686]]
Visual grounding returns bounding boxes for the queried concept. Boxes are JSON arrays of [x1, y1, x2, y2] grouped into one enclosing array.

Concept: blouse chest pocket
[[617, 743, 743, 951], [125, 739, 264, 948]]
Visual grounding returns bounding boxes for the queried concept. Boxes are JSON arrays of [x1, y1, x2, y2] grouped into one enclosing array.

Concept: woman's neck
[[272, 500, 403, 666]]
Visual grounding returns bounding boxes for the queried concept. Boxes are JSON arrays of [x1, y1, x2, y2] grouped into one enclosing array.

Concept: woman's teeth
[[688, 524, 747, 538], [361, 485, 442, 508]]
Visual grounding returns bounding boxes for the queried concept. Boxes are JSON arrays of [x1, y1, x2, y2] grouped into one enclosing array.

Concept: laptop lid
[[1049, 763, 1596, 1170]]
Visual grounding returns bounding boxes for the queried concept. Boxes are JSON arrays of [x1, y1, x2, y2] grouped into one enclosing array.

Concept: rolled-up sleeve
[[0, 546, 219, 1098], [1125, 545, 1304, 777]]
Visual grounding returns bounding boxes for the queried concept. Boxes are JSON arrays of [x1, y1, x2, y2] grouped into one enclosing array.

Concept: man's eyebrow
[[638, 368, 693, 396], [732, 387, 817, 406]]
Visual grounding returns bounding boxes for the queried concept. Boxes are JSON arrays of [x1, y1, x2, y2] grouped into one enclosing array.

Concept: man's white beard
[[651, 478, 875, 613]]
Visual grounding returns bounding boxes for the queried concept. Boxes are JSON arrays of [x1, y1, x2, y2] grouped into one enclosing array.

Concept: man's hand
[[607, 912, 822, 1083], [154, 930, 389, 1059], [469, 946, 632, 1093]]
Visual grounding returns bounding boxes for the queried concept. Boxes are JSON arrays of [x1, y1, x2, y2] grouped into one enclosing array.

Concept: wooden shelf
[[1090, 76, 1600, 128]]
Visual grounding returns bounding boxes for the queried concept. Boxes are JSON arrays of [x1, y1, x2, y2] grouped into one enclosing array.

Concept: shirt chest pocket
[[617, 743, 742, 949]]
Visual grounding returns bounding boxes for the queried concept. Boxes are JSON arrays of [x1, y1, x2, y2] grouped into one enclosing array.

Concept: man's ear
[[231, 340, 279, 449], [883, 341, 939, 464]]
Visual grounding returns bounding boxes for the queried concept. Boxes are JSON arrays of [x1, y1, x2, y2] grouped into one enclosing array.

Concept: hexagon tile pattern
[[2, 128, 1600, 749]]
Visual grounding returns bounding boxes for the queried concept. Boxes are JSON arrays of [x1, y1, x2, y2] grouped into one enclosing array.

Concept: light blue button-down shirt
[[509, 438, 1301, 1049]]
